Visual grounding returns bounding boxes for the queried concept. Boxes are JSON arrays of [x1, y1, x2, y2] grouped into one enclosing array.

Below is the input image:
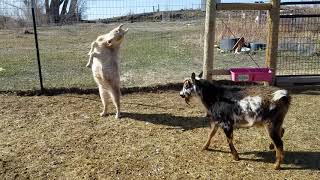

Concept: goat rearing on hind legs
[[88, 24, 128, 119], [180, 73, 291, 170]]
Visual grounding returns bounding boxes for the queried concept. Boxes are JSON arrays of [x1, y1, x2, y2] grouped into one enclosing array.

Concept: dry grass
[[0, 90, 320, 179]]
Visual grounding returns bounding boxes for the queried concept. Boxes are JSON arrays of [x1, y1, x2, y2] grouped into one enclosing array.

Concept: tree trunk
[[51, 0, 60, 23], [61, 0, 69, 15], [44, 0, 80, 23], [60, 0, 69, 22], [68, 0, 78, 21], [44, 0, 50, 23], [44, 0, 61, 23]]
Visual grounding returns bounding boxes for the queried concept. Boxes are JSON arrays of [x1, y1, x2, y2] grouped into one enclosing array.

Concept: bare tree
[[0, 0, 42, 27], [0, 0, 86, 27], [76, 0, 87, 21], [44, 0, 86, 23]]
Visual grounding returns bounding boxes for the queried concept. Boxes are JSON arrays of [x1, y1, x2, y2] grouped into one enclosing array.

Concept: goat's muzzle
[[180, 92, 190, 105]]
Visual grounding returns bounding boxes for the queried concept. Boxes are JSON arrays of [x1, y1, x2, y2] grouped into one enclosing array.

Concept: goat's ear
[[191, 72, 196, 83], [198, 71, 203, 78]]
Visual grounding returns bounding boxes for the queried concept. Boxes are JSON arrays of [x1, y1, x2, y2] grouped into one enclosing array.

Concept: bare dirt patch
[[0, 91, 319, 179]]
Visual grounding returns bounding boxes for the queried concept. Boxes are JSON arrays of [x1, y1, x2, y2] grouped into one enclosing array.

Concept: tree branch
[[0, 0, 25, 11], [68, 0, 78, 15], [45, 0, 49, 11], [61, 0, 69, 15]]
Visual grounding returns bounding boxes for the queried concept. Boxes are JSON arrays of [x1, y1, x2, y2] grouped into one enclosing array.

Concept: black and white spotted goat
[[180, 73, 291, 170]]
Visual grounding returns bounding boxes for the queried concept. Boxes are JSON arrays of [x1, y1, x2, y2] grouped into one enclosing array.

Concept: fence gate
[[277, 1, 320, 86]]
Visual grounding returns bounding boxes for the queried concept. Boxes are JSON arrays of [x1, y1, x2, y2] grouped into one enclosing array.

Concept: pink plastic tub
[[230, 68, 272, 83]]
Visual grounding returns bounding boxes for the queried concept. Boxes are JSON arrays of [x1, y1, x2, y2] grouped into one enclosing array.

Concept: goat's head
[[104, 24, 129, 48], [180, 72, 202, 104]]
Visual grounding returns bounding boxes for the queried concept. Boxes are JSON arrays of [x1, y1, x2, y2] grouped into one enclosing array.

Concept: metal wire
[[277, 2, 320, 76]]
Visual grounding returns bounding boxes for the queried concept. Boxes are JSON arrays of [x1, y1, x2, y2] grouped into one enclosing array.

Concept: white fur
[[272, 90, 288, 101], [238, 96, 262, 113], [236, 96, 263, 127], [89, 25, 128, 119]]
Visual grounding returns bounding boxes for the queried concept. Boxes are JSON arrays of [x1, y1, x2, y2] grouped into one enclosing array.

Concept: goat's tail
[[272, 90, 291, 107]]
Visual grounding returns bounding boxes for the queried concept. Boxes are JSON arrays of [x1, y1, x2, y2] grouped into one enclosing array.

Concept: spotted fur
[[180, 73, 291, 170]]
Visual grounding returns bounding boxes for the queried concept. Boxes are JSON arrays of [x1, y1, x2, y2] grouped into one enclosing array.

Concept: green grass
[[0, 22, 266, 91]]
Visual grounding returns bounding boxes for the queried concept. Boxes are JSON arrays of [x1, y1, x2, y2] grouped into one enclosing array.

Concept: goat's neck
[[103, 46, 119, 54], [99, 47, 120, 59], [198, 84, 226, 108]]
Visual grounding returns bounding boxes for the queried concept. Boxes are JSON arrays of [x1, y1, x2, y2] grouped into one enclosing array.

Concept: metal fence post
[[31, 0, 44, 92]]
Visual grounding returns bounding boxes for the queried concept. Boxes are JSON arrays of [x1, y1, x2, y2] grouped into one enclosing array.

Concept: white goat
[[88, 24, 128, 118]]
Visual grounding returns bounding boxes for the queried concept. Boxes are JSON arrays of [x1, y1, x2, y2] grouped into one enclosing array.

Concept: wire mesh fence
[[1, 0, 319, 91], [1, 0, 207, 91], [0, 0, 40, 90], [277, 1, 320, 76]]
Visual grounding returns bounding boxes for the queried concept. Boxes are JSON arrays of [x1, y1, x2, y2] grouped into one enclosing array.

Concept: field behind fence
[[0, 0, 290, 91]]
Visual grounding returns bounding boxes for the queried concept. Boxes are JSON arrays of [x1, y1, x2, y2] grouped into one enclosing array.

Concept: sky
[[0, 0, 305, 20], [84, 0, 309, 20]]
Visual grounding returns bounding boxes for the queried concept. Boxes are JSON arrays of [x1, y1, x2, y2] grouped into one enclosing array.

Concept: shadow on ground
[[122, 112, 209, 130], [203, 149, 320, 170], [240, 151, 320, 170]]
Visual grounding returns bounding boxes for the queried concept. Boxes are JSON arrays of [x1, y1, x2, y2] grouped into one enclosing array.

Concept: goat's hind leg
[[98, 85, 108, 117], [223, 127, 239, 161], [202, 120, 219, 151], [269, 127, 284, 150], [266, 124, 284, 170], [108, 85, 121, 119]]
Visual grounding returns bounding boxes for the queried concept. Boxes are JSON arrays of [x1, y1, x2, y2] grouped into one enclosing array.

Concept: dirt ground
[[0, 90, 319, 179]]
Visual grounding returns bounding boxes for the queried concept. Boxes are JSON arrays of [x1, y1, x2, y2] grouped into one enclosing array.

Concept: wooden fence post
[[203, 0, 216, 80], [265, 0, 280, 85]]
